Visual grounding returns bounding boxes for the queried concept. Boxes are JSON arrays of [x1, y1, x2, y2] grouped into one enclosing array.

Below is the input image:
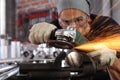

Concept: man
[[29, 0, 120, 80]]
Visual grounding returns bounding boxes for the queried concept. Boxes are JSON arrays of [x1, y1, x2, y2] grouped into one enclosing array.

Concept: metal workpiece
[[17, 50, 96, 80], [1, 42, 96, 80], [0, 58, 25, 64]]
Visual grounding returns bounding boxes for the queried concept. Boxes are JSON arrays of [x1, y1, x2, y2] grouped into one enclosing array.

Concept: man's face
[[59, 9, 91, 35]]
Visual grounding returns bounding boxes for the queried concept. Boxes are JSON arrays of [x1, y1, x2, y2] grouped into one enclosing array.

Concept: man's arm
[[108, 58, 120, 80]]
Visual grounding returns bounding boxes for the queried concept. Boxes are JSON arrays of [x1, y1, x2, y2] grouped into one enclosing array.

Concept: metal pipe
[[0, 64, 17, 73], [0, 58, 55, 64], [0, 67, 19, 80], [0, 0, 6, 35]]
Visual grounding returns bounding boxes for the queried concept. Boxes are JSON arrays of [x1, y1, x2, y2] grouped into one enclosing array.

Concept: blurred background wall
[[91, 0, 120, 24]]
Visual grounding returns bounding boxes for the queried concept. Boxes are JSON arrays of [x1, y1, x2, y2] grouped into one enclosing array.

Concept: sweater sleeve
[[108, 58, 120, 80]]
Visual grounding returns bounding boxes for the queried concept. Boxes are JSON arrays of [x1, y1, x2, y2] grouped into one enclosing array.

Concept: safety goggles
[[59, 16, 87, 26]]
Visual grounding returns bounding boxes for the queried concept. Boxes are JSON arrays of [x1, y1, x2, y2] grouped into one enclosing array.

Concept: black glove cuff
[[50, 28, 58, 40]]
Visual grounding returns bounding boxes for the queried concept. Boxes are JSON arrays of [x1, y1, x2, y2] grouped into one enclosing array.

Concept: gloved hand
[[87, 45, 116, 66], [29, 22, 57, 44]]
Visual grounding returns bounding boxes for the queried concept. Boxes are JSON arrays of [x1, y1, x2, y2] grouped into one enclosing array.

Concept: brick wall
[[16, 0, 59, 14], [15, 0, 59, 42]]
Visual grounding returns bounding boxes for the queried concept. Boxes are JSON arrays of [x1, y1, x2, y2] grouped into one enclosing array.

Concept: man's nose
[[69, 21, 77, 28]]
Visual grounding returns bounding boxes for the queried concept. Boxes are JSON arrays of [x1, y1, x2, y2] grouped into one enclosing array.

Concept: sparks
[[74, 34, 120, 52]]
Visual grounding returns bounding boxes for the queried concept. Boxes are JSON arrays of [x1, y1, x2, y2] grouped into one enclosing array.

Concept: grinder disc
[[47, 40, 74, 49]]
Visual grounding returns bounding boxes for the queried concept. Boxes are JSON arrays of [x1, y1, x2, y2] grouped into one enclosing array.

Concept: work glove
[[29, 22, 57, 44], [87, 45, 116, 67]]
